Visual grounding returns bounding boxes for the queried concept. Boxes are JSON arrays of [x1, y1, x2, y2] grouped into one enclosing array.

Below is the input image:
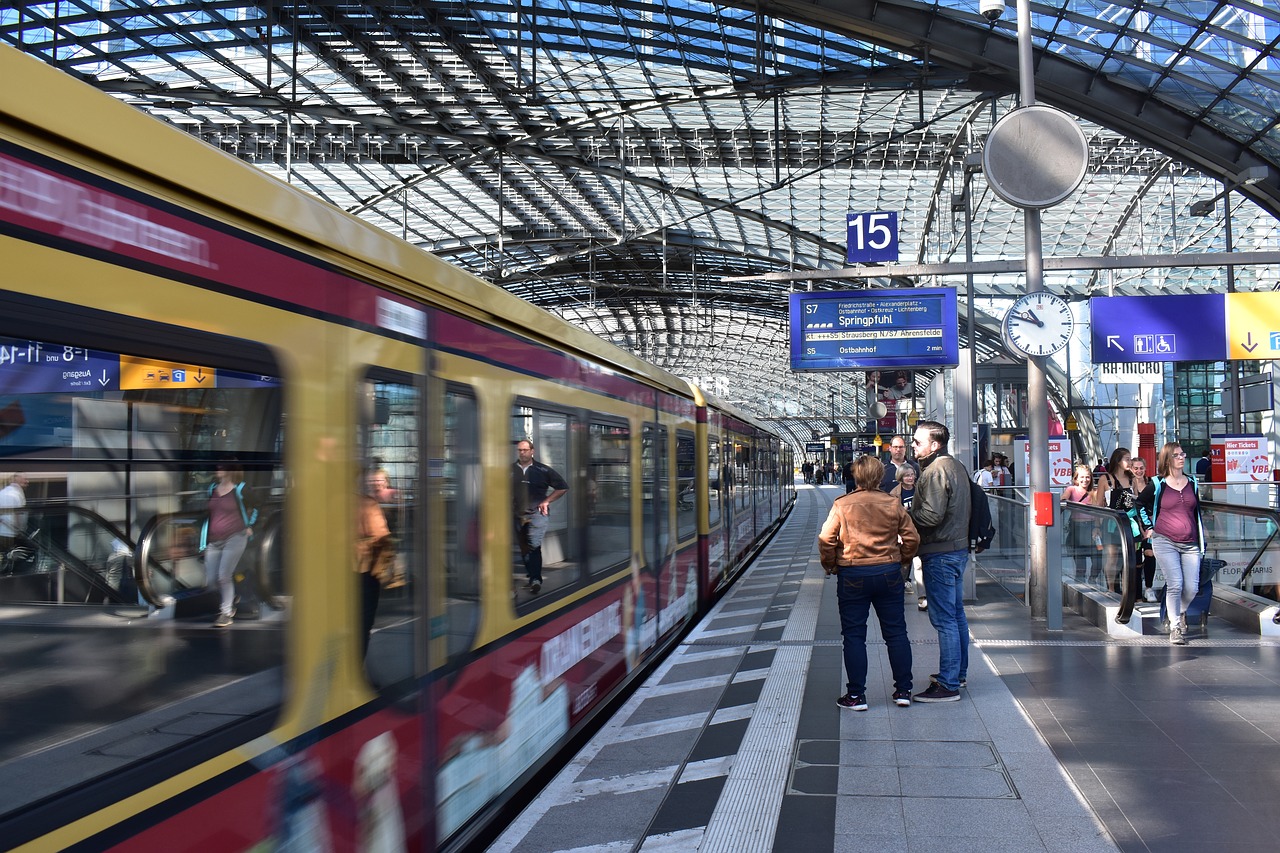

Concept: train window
[[0, 333, 286, 823], [707, 435, 721, 528], [676, 430, 696, 541], [512, 404, 578, 600], [587, 421, 629, 574], [443, 387, 480, 661], [360, 375, 420, 691], [641, 423, 667, 570]]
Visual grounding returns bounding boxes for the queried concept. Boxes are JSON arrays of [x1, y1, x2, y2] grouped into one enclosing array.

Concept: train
[[0, 45, 793, 851]]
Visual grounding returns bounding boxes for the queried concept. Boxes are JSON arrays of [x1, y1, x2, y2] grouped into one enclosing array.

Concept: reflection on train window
[[0, 334, 285, 824], [641, 423, 668, 570], [360, 374, 420, 691], [443, 387, 480, 661], [512, 404, 578, 600], [588, 421, 629, 574], [735, 442, 751, 511], [707, 435, 721, 528], [676, 430, 696, 541]]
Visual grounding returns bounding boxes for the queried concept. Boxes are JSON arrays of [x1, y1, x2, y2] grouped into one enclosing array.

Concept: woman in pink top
[[1149, 442, 1205, 645], [1061, 465, 1099, 583]]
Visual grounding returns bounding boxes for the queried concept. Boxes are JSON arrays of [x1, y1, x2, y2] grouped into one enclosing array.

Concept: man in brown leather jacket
[[818, 455, 919, 711]]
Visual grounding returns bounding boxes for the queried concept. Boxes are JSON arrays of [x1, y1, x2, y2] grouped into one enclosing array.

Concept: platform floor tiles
[[489, 484, 1280, 853]]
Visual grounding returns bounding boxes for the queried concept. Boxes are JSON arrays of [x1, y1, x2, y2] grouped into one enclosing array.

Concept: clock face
[[1003, 292, 1074, 357]]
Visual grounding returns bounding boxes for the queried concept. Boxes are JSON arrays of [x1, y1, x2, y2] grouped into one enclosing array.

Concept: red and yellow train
[[0, 46, 792, 851]]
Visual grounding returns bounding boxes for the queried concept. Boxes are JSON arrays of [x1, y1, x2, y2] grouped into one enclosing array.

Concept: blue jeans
[[516, 510, 548, 582], [835, 562, 913, 696], [205, 530, 249, 617], [1151, 533, 1200, 619], [921, 549, 969, 691]]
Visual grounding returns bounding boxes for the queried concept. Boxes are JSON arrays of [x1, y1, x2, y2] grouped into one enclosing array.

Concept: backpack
[[968, 478, 996, 553]]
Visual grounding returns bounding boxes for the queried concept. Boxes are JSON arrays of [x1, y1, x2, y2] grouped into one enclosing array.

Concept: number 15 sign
[[846, 211, 899, 264]]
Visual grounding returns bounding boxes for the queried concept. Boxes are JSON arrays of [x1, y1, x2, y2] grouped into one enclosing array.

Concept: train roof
[[0, 45, 700, 402]]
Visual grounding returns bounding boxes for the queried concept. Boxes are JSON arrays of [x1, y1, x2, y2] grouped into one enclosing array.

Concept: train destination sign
[[789, 287, 959, 372]]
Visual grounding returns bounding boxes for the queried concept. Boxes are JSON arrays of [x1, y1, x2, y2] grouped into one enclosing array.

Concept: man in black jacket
[[909, 420, 972, 703]]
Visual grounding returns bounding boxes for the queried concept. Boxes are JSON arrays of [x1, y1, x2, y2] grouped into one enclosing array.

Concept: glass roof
[[3, 1, 1278, 432]]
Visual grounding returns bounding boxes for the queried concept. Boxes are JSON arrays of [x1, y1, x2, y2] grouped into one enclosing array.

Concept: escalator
[[0, 504, 139, 606], [0, 502, 286, 617], [135, 507, 286, 618]]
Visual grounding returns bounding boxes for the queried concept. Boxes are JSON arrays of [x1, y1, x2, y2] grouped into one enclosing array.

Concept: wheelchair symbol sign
[[1134, 334, 1175, 356]]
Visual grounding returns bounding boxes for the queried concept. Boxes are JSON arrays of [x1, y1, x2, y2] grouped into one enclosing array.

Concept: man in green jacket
[[909, 420, 972, 703]]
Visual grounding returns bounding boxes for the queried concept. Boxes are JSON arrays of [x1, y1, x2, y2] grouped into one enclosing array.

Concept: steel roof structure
[[4, 1, 1279, 438]]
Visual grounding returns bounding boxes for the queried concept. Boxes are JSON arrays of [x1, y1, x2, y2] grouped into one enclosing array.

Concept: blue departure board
[[789, 288, 959, 371]]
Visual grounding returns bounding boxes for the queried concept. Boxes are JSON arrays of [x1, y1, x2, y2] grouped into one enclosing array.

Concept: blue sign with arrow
[[1089, 294, 1226, 363]]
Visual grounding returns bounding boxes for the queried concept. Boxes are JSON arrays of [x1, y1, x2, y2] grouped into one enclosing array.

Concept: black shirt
[[512, 460, 568, 513]]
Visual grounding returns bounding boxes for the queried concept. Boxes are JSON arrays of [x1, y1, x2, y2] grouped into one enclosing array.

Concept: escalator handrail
[[134, 511, 206, 608], [1059, 501, 1138, 622], [13, 502, 139, 604], [1198, 500, 1280, 589], [135, 503, 285, 609]]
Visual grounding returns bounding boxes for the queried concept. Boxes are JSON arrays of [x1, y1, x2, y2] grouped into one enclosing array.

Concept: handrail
[[1199, 500, 1280, 589], [1059, 501, 1138, 622], [4, 502, 141, 605], [134, 511, 203, 608]]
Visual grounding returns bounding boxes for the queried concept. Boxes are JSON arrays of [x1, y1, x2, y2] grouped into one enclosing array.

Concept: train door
[[511, 402, 580, 604], [358, 371, 422, 692]]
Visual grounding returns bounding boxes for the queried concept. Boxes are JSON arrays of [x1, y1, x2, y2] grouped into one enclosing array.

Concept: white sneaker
[[1144, 588, 1158, 603], [917, 598, 928, 611], [904, 581, 916, 595], [1170, 623, 1186, 645]]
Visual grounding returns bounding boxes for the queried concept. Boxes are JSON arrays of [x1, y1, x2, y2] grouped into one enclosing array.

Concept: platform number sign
[[846, 211, 899, 264]]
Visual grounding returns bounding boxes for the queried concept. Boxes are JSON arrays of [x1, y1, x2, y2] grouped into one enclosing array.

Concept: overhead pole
[[1015, 0, 1051, 621]]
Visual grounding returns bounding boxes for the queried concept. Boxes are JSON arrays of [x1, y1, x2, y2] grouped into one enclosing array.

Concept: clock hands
[[1009, 309, 1043, 327]]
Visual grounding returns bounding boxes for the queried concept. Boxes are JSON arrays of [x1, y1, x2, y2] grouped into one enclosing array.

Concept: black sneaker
[[892, 690, 912, 707], [836, 693, 868, 711], [913, 683, 960, 703], [530, 581, 541, 594], [930, 673, 967, 689], [213, 613, 233, 628]]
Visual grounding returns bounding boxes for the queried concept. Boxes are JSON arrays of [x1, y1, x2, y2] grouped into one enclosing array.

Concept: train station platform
[[490, 484, 1280, 853]]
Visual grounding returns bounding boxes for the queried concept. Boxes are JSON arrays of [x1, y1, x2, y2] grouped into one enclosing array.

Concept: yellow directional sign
[[119, 355, 216, 389], [1226, 292, 1280, 360]]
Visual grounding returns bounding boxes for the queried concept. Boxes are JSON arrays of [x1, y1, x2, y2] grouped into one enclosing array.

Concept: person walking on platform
[[908, 420, 972, 703], [1129, 457, 1158, 602], [1150, 442, 1205, 645], [879, 434, 918, 492], [819, 455, 919, 711]]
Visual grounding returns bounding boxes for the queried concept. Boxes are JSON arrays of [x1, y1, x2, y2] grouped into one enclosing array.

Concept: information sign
[[1096, 361, 1163, 384], [789, 288, 959, 372], [0, 337, 279, 395], [846, 211, 899, 264], [1089, 294, 1225, 362], [1225, 293, 1280, 359], [804, 442, 825, 454]]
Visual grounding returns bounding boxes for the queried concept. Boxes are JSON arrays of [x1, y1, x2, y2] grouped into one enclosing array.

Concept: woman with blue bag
[[1092, 447, 1152, 594], [1149, 442, 1205, 645]]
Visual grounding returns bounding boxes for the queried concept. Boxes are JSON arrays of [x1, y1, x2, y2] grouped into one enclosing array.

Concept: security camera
[[980, 0, 1005, 21]]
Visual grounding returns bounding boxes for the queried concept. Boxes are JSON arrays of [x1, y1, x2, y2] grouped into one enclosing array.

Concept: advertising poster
[[1223, 435, 1270, 483], [1014, 436, 1073, 488]]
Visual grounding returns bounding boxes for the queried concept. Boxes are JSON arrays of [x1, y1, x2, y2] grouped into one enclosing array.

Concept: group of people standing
[[818, 421, 972, 710], [1062, 442, 1206, 645]]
